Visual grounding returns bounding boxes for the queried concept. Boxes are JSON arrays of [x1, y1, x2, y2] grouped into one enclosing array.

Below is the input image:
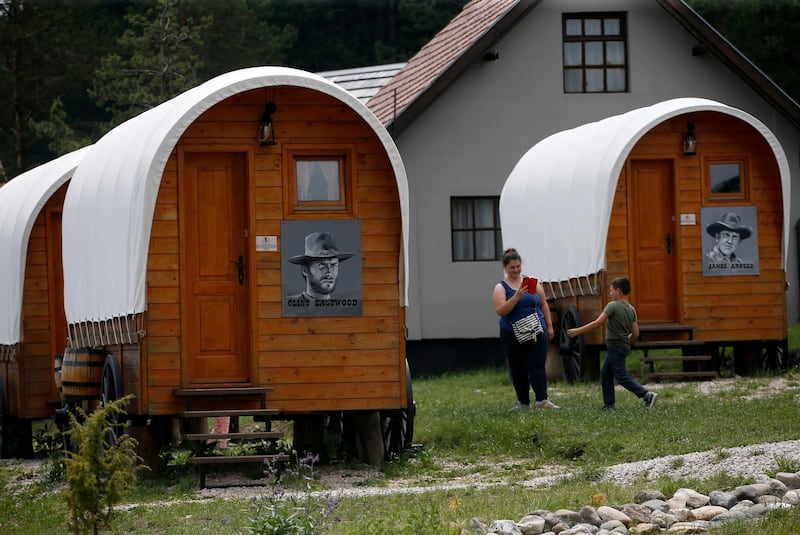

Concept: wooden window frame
[[562, 12, 628, 94], [450, 196, 502, 262], [284, 145, 355, 217], [703, 155, 750, 204]]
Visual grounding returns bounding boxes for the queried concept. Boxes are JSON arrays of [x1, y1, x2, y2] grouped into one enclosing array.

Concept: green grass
[[3, 365, 800, 533]]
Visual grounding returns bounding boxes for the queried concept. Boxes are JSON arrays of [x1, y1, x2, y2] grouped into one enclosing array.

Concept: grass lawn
[[2, 362, 800, 533]]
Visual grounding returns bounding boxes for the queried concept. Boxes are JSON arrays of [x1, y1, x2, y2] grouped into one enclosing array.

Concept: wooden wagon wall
[[1, 184, 67, 419], [599, 112, 784, 344], [136, 87, 404, 416]]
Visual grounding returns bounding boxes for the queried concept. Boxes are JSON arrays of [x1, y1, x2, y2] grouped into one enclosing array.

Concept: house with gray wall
[[365, 0, 800, 373]]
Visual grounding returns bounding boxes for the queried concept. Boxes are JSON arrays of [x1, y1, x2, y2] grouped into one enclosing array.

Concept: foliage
[[63, 394, 147, 535], [245, 451, 340, 535], [89, 0, 211, 127]]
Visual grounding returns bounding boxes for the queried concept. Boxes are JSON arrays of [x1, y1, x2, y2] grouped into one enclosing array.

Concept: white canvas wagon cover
[[500, 97, 790, 292], [0, 146, 90, 352], [62, 66, 410, 341]]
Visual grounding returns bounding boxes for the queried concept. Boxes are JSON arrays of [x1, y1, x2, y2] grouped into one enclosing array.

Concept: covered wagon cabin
[[0, 147, 90, 457], [60, 66, 411, 468], [501, 97, 790, 382]]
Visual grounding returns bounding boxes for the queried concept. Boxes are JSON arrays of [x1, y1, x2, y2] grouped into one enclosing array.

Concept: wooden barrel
[[54, 354, 64, 400], [61, 348, 106, 400]]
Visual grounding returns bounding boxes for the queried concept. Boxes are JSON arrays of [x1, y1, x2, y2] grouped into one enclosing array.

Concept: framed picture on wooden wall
[[281, 219, 363, 316], [701, 205, 759, 276]]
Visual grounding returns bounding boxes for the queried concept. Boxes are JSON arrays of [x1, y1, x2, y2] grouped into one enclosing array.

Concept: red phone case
[[523, 276, 538, 293]]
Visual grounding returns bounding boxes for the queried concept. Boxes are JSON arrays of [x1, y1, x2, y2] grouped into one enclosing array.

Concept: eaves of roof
[[655, 0, 800, 129], [371, 0, 800, 136], [368, 0, 541, 136]]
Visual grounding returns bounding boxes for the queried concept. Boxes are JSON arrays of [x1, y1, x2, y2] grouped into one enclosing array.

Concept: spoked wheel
[[558, 305, 583, 384], [760, 339, 787, 372], [100, 354, 123, 446], [0, 378, 5, 457], [381, 360, 416, 459]]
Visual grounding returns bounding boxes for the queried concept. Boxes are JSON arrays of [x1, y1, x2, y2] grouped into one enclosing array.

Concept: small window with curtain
[[451, 196, 502, 261], [563, 12, 628, 93], [704, 156, 749, 202], [285, 146, 354, 215]]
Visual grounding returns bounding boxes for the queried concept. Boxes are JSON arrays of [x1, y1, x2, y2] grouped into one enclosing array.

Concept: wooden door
[[181, 152, 251, 385], [47, 207, 68, 399], [629, 159, 678, 323]]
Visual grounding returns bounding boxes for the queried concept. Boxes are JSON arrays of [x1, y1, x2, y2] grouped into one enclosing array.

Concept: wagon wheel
[[0, 377, 5, 457], [760, 339, 787, 372], [100, 354, 123, 446], [381, 360, 416, 459], [558, 305, 583, 384]]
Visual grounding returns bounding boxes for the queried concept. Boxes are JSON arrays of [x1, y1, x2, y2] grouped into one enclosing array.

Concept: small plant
[[774, 456, 800, 475], [63, 395, 147, 534], [713, 448, 732, 462], [245, 450, 340, 535], [669, 456, 685, 469]]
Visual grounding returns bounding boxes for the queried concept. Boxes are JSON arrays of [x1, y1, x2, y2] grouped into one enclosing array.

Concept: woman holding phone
[[493, 248, 559, 411]]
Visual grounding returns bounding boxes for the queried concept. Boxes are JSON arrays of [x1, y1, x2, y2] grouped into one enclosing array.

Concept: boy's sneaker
[[535, 399, 560, 409], [644, 392, 658, 409], [602, 404, 616, 411], [509, 402, 530, 412]]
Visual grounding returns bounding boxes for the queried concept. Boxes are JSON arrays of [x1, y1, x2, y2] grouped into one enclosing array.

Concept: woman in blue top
[[493, 248, 559, 411]]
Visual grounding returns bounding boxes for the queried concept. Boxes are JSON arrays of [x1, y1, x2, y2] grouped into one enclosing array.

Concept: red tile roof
[[368, 0, 537, 130], [368, 0, 800, 133]]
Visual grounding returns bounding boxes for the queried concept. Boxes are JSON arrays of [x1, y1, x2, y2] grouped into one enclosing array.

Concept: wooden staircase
[[634, 324, 718, 381], [174, 387, 289, 489]]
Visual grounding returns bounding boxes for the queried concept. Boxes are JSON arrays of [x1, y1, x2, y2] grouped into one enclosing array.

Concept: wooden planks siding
[[603, 112, 785, 343], [143, 87, 405, 415], [12, 185, 68, 418]]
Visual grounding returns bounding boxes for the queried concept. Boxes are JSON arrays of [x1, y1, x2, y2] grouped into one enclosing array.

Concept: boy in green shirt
[[567, 277, 657, 410]]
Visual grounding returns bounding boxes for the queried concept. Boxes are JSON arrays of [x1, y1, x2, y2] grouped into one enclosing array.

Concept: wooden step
[[638, 323, 696, 333], [181, 408, 279, 419], [641, 355, 713, 363], [174, 387, 273, 397], [185, 431, 283, 441], [647, 371, 718, 379], [634, 339, 704, 349], [189, 453, 289, 465], [189, 453, 291, 489]]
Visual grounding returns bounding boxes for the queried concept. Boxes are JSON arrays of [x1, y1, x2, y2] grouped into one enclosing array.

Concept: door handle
[[233, 255, 245, 285], [665, 232, 672, 254]]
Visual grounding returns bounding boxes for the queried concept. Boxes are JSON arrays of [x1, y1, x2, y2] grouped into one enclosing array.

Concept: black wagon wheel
[[558, 305, 584, 384], [100, 354, 123, 446], [381, 360, 416, 459], [0, 377, 5, 458]]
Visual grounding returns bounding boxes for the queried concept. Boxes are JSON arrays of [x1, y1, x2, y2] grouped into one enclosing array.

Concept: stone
[[776, 472, 800, 489], [578, 505, 601, 525], [554, 509, 581, 525], [731, 485, 757, 501], [784, 489, 800, 505], [633, 489, 667, 503], [488, 519, 523, 535], [619, 503, 651, 523], [629, 523, 659, 534], [599, 519, 625, 532], [518, 515, 546, 535], [667, 520, 711, 533], [673, 488, 709, 509], [641, 499, 669, 513], [687, 505, 727, 521], [710, 510, 747, 524], [597, 506, 631, 525], [707, 490, 737, 509], [650, 510, 678, 528]]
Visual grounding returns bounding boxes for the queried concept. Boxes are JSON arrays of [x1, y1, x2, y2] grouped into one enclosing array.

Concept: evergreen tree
[[89, 0, 212, 127]]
